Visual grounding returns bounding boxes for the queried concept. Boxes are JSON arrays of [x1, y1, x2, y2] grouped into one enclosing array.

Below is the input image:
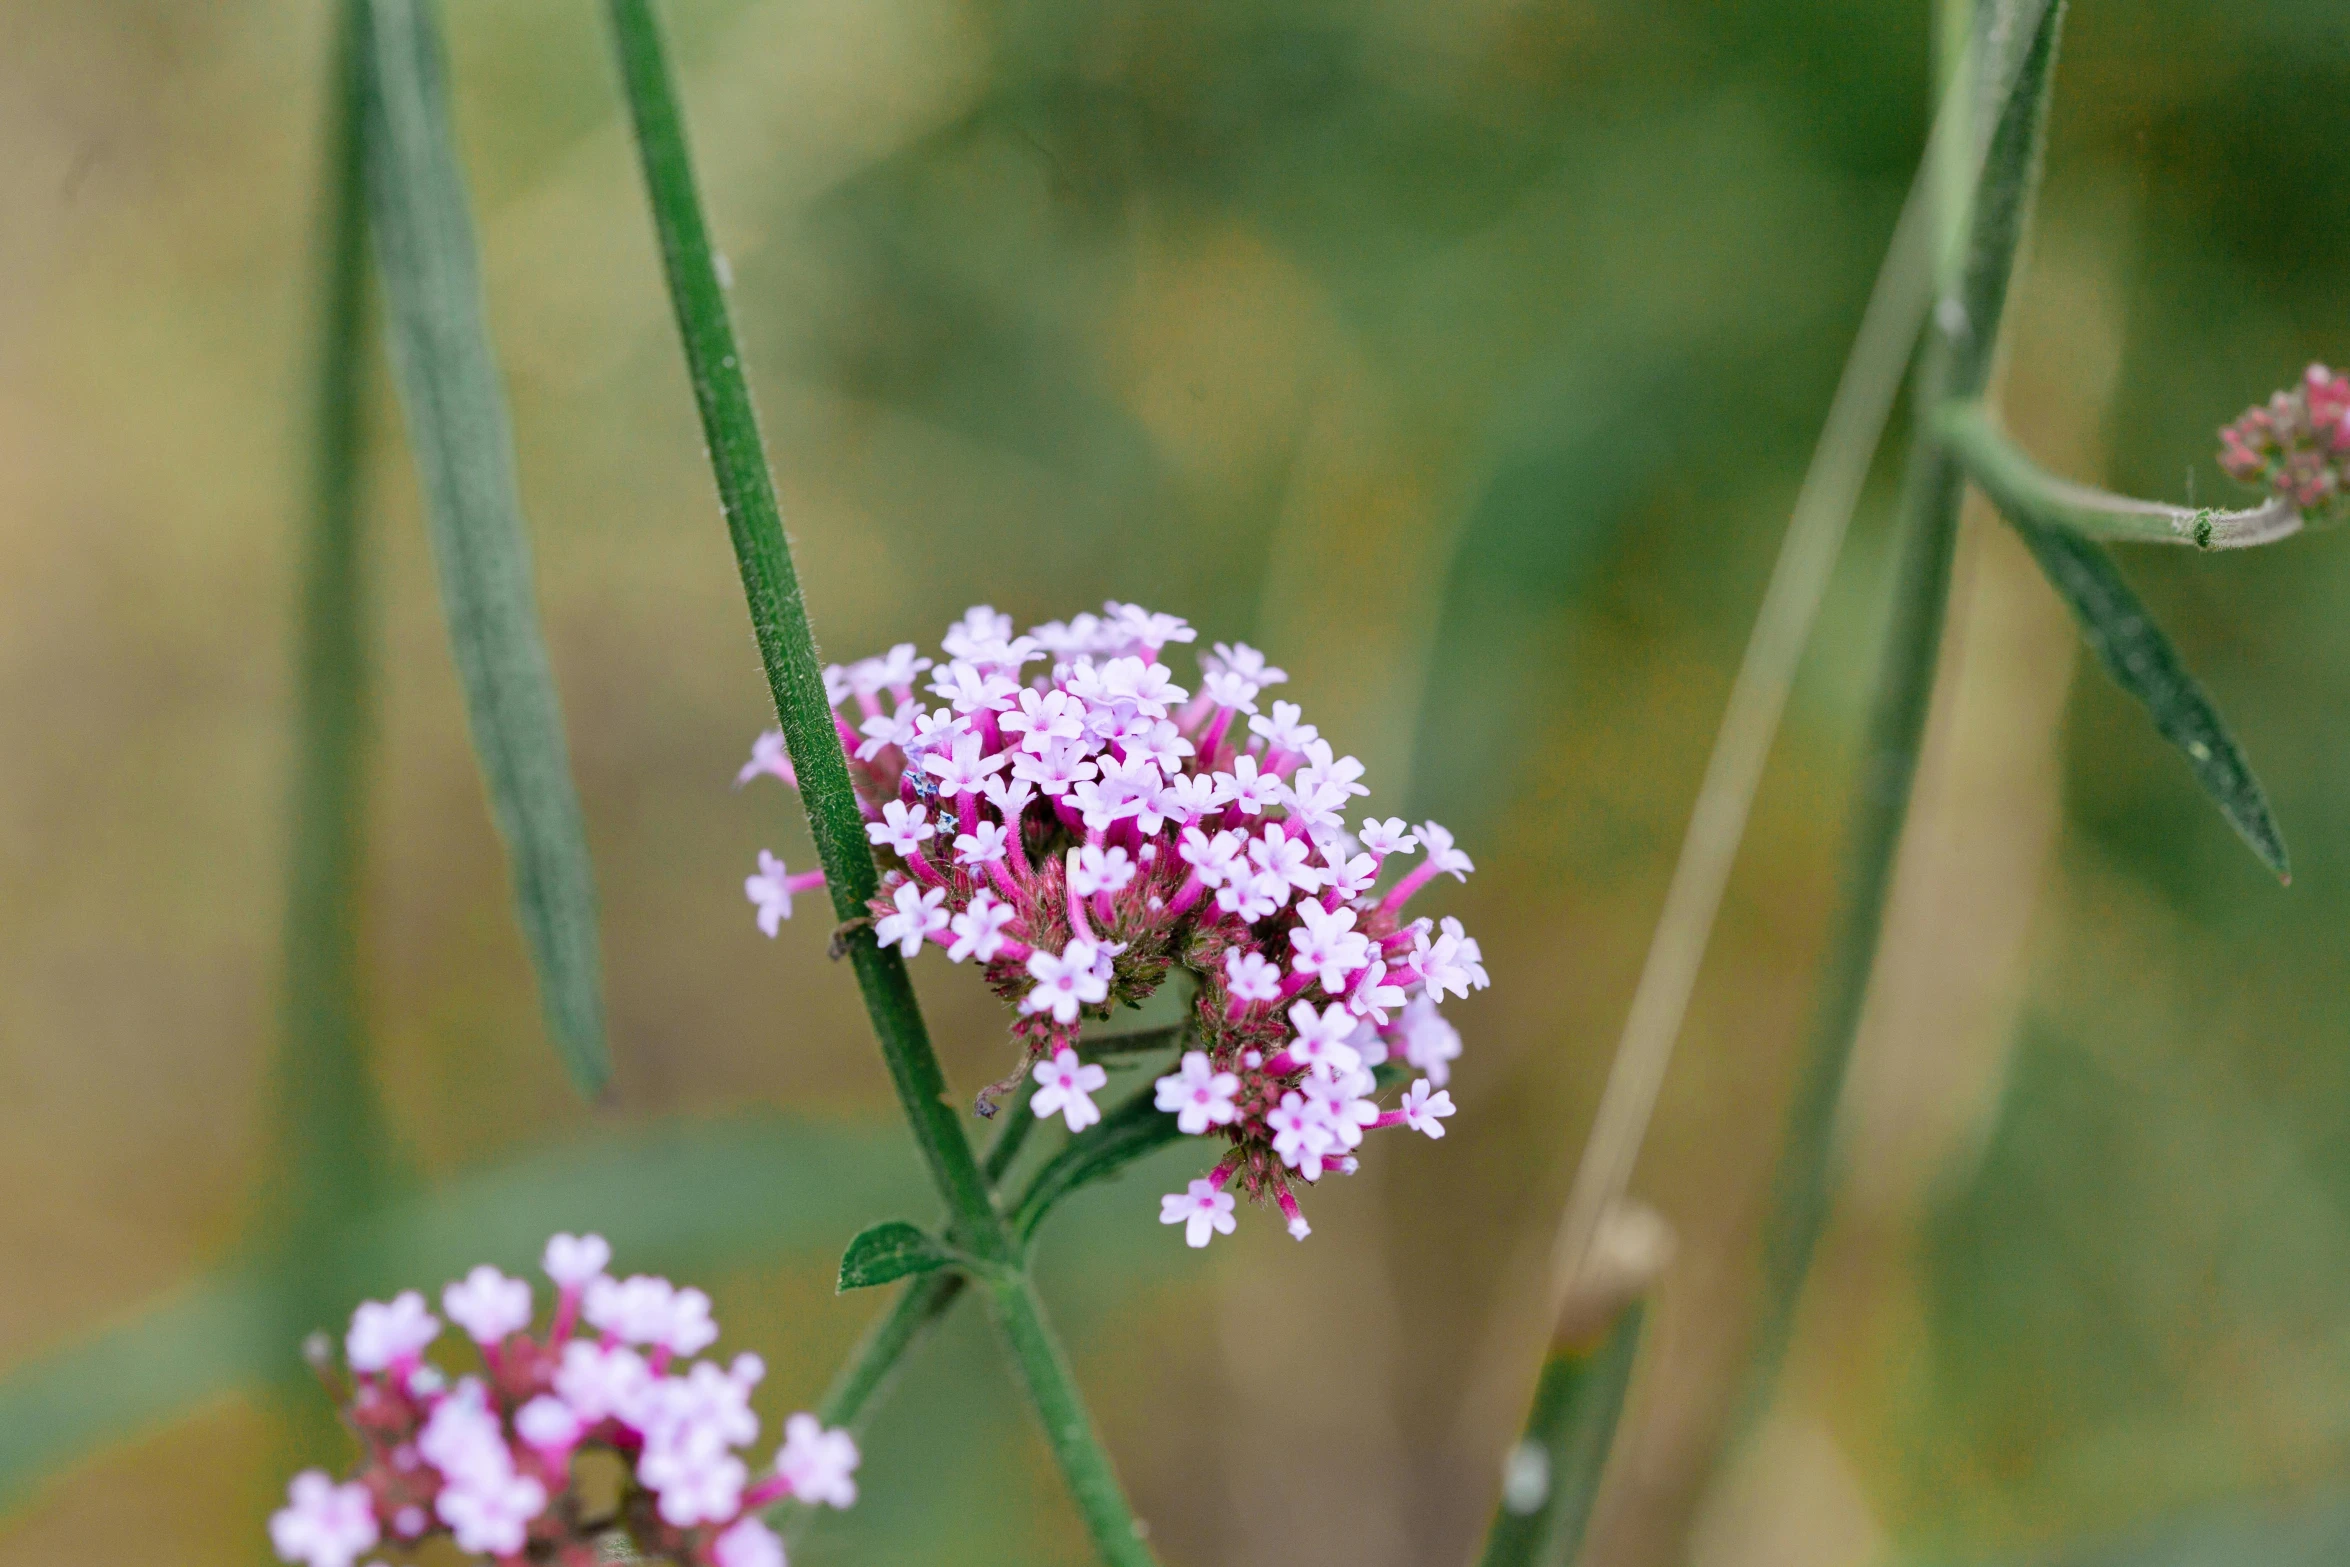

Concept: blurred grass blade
[[1475, 1306, 1646, 1567], [1734, 0, 2068, 1448], [0, 1272, 277, 1518], [2006, 519, 2288, 879], [356, 0, 608, 1095], [1941, 402, 2303, 551], [0, 1114, 919, 1513], [262, 0, 402, 1276]]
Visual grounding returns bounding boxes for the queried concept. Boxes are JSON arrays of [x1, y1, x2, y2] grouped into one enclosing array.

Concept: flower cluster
[[2219, 362, 2350, 524], [270, 1235, 856, 1567], [740, 602, 1488, 1245]]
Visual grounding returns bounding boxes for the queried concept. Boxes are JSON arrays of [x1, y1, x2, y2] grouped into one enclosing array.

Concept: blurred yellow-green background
[[6, 1, 2350, 1563]]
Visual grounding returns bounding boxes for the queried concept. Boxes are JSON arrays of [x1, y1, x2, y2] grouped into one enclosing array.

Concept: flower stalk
[[599, 3, 1156, 1560], [1939, 401, 2303, 549]]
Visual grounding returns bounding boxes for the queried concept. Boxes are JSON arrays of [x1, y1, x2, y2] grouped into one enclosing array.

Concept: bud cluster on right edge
[[2220, 363, 2350, 525]]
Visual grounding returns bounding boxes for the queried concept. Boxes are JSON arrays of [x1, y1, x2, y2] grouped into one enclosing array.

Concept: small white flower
[[922, 730, 1011, 797], [1206, 640, 1285, 686], [734, 729, 793, 788], [1069, 842, 1136, 897], [1212, 754, 1284, 815], [514, 1394, 583, 1452], [1223, 948, 1282, 1002], [980, 774, 1038, 823], [1247, 699, 1316, 752], [776, 1412, 861, 1508], [947, 890, 1017, 963], [854, 701, 921, 761], [269, 1471, 379, 1567], [583, 1273, 677, 1346], [345, 1291, 438, 1374], [1401, 1078, 1456, 1138], [1030, 1046, 1109, 1131], [1289, 901, 1371, 992], [1286, 1000, 1363, 1078], [542, 1232, 610, 1290], [1398, 995, 1462, 1086], [1413, 914, 1489, 1001], [1344, 960, 1407, 1026], [873, 882, 950, 957], [1247, 826, 1322, 896], [1159, 1178, 1237, 1247], [744, 850, 797, 936], [1021, 941, 1109, 1024], [866, 800, 937, 857], [1154, 1051, 1241, 1134], [712, 1517, 787, 1567], [1201, 668, 1260, 712], [554, 1340, 652, 1424], [439, 1466, 548, 1554], [954, 820, 1009, 867], [657, 1286, 719, 1356], [1179, 826, 1244, 887], [441, 1265, 532, 1346], [1359, 817, 1418, 857], [1416, 819, 1475, 881]]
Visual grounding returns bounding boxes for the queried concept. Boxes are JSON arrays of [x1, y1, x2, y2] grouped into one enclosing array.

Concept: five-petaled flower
[[1155, 1051, 1241, 1134], [1031, 1046, 1109, 1131], [1159, 1178, 1239, 1248]]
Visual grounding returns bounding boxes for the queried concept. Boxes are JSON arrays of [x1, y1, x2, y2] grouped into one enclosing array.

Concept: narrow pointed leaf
[[2009, 519, 2288, 879], [1476, 1305, 1647, 1567], [837, 1221, 955, 1292], [356, 0, 608, 1094]]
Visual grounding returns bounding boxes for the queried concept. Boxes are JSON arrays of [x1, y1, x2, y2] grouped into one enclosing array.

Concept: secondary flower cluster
[[740, 602, 1488, 1245], [2219, 362, 2350, 524], [270, 1235, 856, 1567]]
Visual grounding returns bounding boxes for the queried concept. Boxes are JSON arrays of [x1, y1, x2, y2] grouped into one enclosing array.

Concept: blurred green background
[[5, 1, 2349, 1563]]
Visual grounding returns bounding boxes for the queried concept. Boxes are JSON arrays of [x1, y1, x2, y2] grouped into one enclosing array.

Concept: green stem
[[1939, 401, 2302, 549], [1475, 1307, 1647, 1567], [600, 6, 1155, 1561], [1740, 0, 2066, 1420]]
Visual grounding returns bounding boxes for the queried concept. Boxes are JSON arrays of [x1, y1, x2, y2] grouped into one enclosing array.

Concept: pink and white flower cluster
[[2219, 362, 2350, 524], [270, 1235, 856, 1567], [740, 602, 1488, 1244]]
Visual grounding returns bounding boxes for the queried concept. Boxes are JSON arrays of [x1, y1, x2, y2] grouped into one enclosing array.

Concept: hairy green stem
[[1939, 401, 2302, 549], [600, 5, 1155, 1560], [1739, 0, 2066, 1421]]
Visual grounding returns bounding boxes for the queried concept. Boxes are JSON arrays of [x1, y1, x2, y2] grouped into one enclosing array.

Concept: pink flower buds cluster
[[740, 602, 1489, 1245], [2219, 363, 2350, 523], [269, 1234, 857, 1567]]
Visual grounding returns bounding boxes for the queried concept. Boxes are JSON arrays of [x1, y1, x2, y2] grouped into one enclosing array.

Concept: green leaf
[[0, 1115, 919, 1514], [2007, 519, 2289, 880], [259, 0, 405, 1305], [356, 0, 609, 1095], [1475, 1305, 1647, 1567], [837, 1221, 956, 1292], [1009, 1083, 1189, 1245]]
